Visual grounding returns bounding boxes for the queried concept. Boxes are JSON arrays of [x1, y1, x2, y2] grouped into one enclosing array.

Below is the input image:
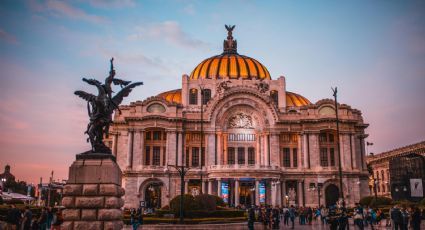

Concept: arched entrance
[[325, 184, 339, 207], [144, 182, 162, 209]]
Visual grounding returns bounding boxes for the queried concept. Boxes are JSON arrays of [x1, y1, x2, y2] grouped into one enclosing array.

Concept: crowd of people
[[247, 203, 423, 230], [129, 207, 144, 230], [4, 205, 63, 230]]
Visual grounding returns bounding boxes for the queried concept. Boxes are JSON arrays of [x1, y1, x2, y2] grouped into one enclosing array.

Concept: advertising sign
[[259, 181, 266, 203], [221, 182, 229, 203], [410, 179, 424, 197]]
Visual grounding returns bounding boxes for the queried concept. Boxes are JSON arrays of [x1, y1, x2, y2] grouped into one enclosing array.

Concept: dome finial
[[223, 25, 237, 54]]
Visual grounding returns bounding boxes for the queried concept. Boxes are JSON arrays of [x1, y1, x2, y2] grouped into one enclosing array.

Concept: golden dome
[[157, 89, 311, 107], [190, 54, 271, 80], [190, 25, 271, 80], [286, 91, 311, 107], [157, 89, 182, 104]]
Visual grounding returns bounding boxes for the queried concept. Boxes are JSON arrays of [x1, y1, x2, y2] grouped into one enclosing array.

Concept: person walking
[[6, 204, 22, 230], [46, 207, 53, 229], [411, 206, 422, 230], [283, 207, 290, 226], [137, 207, 143, 228], [353, 203, 364, 230], [289, 205, 296, 229], [38, 207, 48, 230], [321, 207, 328, 225], [391, 205, 403, 230], [247, 207, 255, 230], [400, 207, 409, 230], [21, 206, 33, 230], [51, 209, 63, 230]]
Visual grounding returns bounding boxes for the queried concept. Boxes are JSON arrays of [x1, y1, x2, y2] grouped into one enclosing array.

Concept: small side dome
[[286, 91, 311, 107], [157, 89, 182, 104]]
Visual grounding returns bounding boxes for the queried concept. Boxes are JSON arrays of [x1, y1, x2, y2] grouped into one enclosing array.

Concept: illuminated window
[[189, 88, 198, 105], [201, 89, 211, 104]]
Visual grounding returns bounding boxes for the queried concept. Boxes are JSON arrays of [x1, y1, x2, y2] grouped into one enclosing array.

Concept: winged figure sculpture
[[75, 58, 143, 154]]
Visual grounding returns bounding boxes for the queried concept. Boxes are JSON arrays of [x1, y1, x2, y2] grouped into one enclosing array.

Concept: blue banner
[[221, 182, 229, 203], [259, 181, 266, 203]]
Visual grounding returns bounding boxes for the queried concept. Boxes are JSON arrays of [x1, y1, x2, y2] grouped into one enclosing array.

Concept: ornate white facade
[[106, 27, 370, 209]]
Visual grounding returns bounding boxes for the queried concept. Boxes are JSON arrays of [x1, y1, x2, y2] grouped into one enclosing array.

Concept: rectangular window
[[292, 148, 298, 167], [145, 146, 150, 165], [202, 89, 211, 104], [146, 132, 151, 140], [201, 147, 205, 166], [163, 147, 166, 166], [192, 147, 199, 166], [189, 89, 198, 105], [283, 148, 291, 167], [248, 147, 255, 165], [228, 147, 235, 165], [153, 131, 161, 140], [329, 134, 334, 143], [153, 146, 160, 165], [237, 147, 245, 164], [330, 148, 335, 166], [319, 133, 327, 143], [320, 148, 328, 167]]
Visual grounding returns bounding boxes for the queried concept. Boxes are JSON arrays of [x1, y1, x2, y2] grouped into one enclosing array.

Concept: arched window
[[270, 90, 278, 105], [189, 88, 198, 105], [201, 89, 211, 104]]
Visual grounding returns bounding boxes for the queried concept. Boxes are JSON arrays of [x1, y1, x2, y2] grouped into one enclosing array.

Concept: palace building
[[106, 26, 370, 209]]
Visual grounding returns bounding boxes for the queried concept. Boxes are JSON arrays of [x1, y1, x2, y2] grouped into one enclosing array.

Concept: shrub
[[359, 196, 374, 206], [194, 194, 217, 211], [360, 196, 392, 207], [420, 198, 425, 206], [212, 195, 226, 207], [169, 194, 199, 214]]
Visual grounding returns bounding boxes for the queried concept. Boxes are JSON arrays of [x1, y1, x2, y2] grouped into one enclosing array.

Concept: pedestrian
[[338, 208, 348, 230], [46, 207, 53, 229], [51, 209, 64, 230], [411, 206, 421, 230], [38, 207, 48, 230], [137, 207, 143, 227], [272, 207, 280, 229], [400, 206, 409, 230], [247, 207, 255, 230], [353, 203, 364, 230], [283, 207, 290, 226], [21, 206, 33, 230], [289, 205, 296, 229], [307, 207, 313, 225], [391, 205, 403, 230], [6, 204, 22, 230], [321, 207, 328, 225]]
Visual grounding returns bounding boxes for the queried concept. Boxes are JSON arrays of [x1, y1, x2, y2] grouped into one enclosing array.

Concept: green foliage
[[212, 195, 226, 207], [360, 196, 392, 207], [419, 197, 425, 206], [123, 216, 247, 225], [169, 194, 199, 214], [194, 194, 217, 211], [392, 200, 416, 207]]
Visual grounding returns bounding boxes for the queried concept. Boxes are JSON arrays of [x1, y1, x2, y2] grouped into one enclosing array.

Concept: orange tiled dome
[[157, 89, 310, 107], [190, 54, 271, 80]]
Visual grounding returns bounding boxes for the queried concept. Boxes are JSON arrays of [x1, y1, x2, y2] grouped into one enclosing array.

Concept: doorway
[[325, 184, 339, 207]]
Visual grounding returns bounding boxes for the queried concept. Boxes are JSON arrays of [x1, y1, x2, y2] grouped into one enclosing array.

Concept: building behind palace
[[366, 141, 425, 200], [105, 26, 370, 209]]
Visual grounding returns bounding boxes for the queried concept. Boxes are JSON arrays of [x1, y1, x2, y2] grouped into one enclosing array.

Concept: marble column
[[202, 180, 207, 195], [165, 131, 170, 166], [264, 134, 270, 166], [298, 181, 304, 206], [235, 179, 240, 207], [217, 133, 222, 165], [139, 131, 144, 167], [126, 130, 134, 169], [255, 179, 260, 205], [177, 132, 182, 165], [256, 134, 261, 167], [112, 133, 118, 157], [208, 180, 213, 195], [217, 179, 222, 197], [281, 180, 286, 207], [271, 183, 276, 207], [184, 180, 189, 194]]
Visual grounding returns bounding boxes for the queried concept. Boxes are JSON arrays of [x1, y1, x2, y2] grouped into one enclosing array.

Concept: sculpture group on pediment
[[228, 112, 254, 129]]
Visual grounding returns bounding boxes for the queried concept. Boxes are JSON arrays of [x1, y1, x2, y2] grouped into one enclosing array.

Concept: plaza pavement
[[123, 219, 425, 229]]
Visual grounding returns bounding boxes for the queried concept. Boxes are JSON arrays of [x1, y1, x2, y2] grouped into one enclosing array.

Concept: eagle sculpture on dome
[[223, 25, 237, 53], [74, 58, 143, 154]]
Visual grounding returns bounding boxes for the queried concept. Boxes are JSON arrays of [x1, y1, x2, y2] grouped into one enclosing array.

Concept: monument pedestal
[[62, 154, 125, 230]]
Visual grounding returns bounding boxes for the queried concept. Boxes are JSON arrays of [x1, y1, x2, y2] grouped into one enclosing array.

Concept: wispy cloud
[[88, 0, 136, 9], [129, 21, 209, 49], [182, 4, 195, 15], [28, 0, 107, 24], [0, 29, 18, 44]]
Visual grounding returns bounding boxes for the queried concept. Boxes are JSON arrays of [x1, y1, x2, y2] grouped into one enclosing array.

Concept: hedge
[[359, 196, 392, 207], [123, 217, 247, 225]]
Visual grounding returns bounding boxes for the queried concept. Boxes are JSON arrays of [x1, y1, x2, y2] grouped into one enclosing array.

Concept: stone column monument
[[62, 58, 143, 230]]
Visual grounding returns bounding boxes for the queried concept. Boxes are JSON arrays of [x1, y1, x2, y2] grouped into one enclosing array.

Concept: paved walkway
[[124, 219, 425, 229]]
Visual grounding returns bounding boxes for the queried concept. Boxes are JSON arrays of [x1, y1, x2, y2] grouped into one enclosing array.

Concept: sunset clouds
[[0, 0, 424, 184]]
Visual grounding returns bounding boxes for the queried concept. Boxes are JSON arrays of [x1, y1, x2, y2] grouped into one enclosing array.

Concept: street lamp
[[166, 164, 193, 224], [332, 87, 345, 208]]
